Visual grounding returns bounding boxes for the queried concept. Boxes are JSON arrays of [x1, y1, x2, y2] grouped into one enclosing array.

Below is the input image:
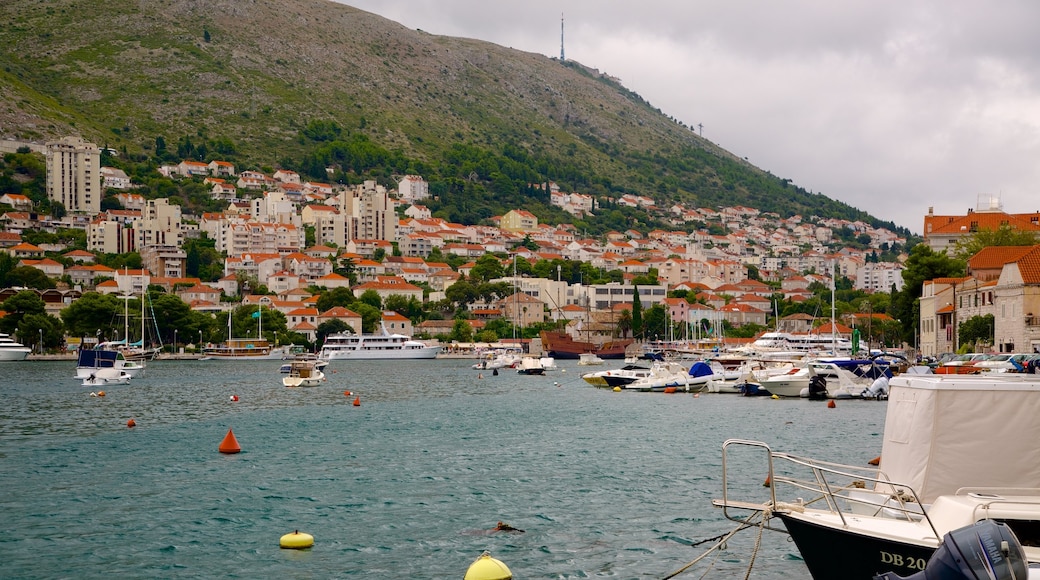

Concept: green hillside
[[0, 0, 909, 236]]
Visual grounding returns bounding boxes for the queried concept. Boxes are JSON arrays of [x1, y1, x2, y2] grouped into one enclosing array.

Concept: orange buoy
[[229, 394, 239, 402], [763, 475, 772, 487], [868, 456, 881, 466], [663, 386, 676, 394], [219, 428, 241, 454], [827, 400, 836, 408], [97, 391, 106, 397], [343, 390, 352, 397], [126, 418, 136, 428], [352, 396, 361, 407]]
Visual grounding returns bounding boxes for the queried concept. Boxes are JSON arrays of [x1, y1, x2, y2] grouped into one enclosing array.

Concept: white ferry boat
[[319, 324, 441, 361], [743, 331, 853, 356]]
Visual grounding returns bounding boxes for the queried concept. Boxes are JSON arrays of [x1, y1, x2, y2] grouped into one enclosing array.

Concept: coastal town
[[1, 136, 1039, 359]]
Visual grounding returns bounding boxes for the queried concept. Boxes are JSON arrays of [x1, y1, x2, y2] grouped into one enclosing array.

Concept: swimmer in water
[[493, 521, 524, 533]]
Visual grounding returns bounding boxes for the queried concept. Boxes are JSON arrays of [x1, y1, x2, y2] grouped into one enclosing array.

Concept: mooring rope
[[660, 511, 764, 580]]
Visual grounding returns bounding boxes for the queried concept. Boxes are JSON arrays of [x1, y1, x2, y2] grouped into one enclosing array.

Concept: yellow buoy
[[279, 530, 314, 549], [464, 551, 512, 580], [613, 386, 621, 392]]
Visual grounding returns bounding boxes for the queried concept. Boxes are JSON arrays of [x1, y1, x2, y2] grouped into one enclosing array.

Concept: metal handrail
[[720, 438, 940, 539]]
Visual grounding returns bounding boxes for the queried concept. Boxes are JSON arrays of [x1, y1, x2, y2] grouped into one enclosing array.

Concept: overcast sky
[[340, 0, 1040, 234]]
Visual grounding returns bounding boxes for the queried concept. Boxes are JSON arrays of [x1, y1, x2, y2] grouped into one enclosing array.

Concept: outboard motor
[[874, 520, 1027, 580], [863, 376, 890, 400], [807, 375, 828, 400]]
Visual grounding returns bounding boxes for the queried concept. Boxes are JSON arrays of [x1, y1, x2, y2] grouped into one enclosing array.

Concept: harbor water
[[0, 358, 887, 579]]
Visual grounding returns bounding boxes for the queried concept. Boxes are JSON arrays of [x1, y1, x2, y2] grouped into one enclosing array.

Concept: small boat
[[624, 362, 691, 392], [516, 357, 546, 375], [577, 352, 605, 366], [75, 348, 145, 379], [473, 348, 522, 370], [715, 372, 1040, 580], [582, 364, 652, 387], [278, 354, 328, 374], [282, 360, 326, 388], [82, 368, 132, 386], [538, 357, 557, 371]]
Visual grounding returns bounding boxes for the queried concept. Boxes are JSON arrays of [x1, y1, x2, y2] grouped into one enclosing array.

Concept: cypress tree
[[631, 285, 643, 340]]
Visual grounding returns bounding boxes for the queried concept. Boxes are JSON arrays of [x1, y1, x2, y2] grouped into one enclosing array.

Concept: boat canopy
[[77, 349, 120, 367], [879, 374, 1040, 503], [688, 361, 715, 378]]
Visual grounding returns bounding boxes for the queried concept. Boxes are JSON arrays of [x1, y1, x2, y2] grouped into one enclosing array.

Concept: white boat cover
[[878, 374, 1040, 504]]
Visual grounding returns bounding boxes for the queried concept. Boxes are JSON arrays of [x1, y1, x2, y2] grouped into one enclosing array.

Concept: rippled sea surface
[[0, 358, 887, 579]]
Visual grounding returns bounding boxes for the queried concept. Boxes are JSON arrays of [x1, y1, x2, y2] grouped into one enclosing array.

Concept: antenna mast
[[560, 13, 565, 61]]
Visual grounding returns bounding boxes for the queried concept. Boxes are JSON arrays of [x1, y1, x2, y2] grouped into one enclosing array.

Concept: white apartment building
[[46, 136, 101, 214], [398, 175, 430, 203], [856, 262, 906, 293], [341, 180, 396, 243]]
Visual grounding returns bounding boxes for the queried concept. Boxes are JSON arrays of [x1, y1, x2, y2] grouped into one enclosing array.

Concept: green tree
[[892, 244, 965, 345], [315, 287, 356, 312], [615, 308, 633, 339], [358, 289, 383, 310], [0, 290, 47, 333], [60, 292, 123, 339], [959, 314, 995, 351], [17, 312, 64, 352], [469, 254, 505, 283], [317, 319, 353, 344], [952, 226, 1040, 262], [631, 287, 643, 339], [450, 319, 474, 342], [5, 266, 57, 289], [352, 302, 383, 333]]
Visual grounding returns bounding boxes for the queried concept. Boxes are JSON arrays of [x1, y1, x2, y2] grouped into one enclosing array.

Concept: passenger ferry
[[319, 325, 441, 361], [744, 331, 853, 356]]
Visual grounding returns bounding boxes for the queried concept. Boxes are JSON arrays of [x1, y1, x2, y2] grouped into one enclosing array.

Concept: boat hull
[[539, 331, 632, 360], [777, 512, 934, 580], [322, 346, 441, 360], [0, 348, 31, 361]]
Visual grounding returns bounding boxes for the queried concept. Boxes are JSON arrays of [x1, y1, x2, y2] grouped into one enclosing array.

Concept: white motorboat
[[0, 332, 32, 361], [577, 352, 605, 366], [715, 372, 1040, 580], [82, 367, 132, 386], [75, 348, 145, 379], [473, 348, 522, 370], [582, 363, 652, 387], [282, 360, 326, 387], [624, 362, 691, 392], [321, 324, 441, 361], [758, 359, 872, 398], [278, 353, 328, 373], [516, 356, 546, 375]]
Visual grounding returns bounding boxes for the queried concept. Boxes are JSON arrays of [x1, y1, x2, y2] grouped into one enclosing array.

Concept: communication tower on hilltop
[[560, 13, 565, 61]]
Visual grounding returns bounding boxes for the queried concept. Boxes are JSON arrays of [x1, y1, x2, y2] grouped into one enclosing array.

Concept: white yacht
[[319, 324, 441, 361], [0, 333, 32, 361]]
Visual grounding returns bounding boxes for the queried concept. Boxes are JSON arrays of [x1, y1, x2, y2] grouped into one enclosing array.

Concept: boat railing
[[719, 439, 938, 538]]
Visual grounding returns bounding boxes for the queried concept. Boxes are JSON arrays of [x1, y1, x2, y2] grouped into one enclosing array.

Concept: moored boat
[[0, 332, 32, 361], [539, 330, 632, 360], [201, 338, 294, 360], [515, 356, 546, 375], [282, 360, 326, 387], [715, 372, 1040, 580], [75, 348, 145, 379], [320, 323, 441, 361]]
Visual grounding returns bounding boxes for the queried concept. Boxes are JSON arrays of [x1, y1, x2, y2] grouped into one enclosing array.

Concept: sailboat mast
[[831, 261, 837, 354]]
